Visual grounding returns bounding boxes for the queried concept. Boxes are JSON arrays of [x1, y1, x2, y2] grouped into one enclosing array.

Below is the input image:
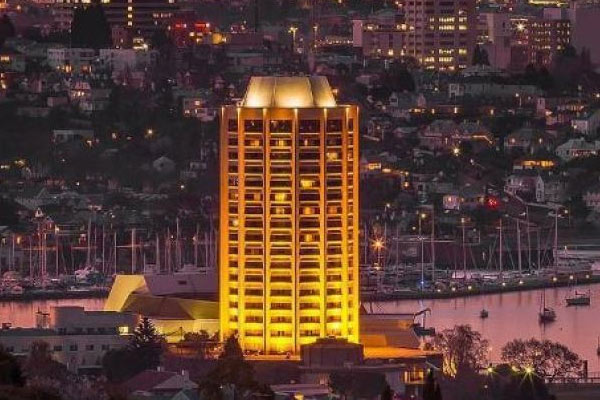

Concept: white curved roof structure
[[241, 76, 337, 108]]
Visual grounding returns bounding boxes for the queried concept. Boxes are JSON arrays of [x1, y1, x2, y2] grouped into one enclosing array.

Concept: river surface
[[0, 298, 105, 328], [3, 286, 600, 371], [372, 282, 600, 371]]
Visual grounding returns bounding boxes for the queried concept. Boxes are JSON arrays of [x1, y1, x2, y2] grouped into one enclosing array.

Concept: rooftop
[[241, 76, 337, 108]]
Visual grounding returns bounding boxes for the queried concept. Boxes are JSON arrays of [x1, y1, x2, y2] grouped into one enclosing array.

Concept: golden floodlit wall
[[219, 77, 359, 354]]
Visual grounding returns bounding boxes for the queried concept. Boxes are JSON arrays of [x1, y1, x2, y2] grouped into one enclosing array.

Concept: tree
[[70, 1, 111, 49], [501, 338, 583, 382], [181, 330, 219, 359], [484, 364, 553, 400], [0, 386, 61, 400], [433, 325, 489, 377], [424, 369, 443, 400], [129, 317, 164, 369], [102, 347, 146, 383], [384, 62, 416, 93], [0, 15, 15, 49], [329, 371, 387, 399], [380, 384, 393, 400], [472, 45, 490, 66], [0, 198, 19, 227], [103, 318, 164, 383], [24, 341, 70, 381], [200, 335, 261, 400], [329, 370, 353, 399], [0, 347, 24, 387]]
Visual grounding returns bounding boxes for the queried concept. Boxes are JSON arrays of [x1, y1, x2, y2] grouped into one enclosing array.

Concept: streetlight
[[373, 239, 384, 267], [288, 26, 298, 53], [461, 217, 467, 278], [515, 93, 522, 108], [418, 212, 427, 289]]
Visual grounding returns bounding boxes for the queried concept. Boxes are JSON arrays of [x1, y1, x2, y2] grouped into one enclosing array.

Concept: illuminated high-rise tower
[[219, 76, 359, 354]]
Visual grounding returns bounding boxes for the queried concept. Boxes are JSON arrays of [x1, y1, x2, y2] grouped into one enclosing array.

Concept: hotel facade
[[219, 77, 359, 354]]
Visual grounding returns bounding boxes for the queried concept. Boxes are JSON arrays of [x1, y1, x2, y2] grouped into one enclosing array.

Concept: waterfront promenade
[[362, 273, 600, 301]]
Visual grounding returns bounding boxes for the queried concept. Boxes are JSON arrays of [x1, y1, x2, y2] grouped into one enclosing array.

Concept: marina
[[370, 282, 600, 371], [5, 282, 600, 372]]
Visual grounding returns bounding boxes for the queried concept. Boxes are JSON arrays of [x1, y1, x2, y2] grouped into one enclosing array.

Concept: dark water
[[4, 288, 600, 372], [0, 298, 105, 328], [372, 283, 600, 371]]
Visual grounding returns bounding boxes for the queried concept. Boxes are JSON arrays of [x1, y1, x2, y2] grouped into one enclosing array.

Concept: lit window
[[300, 179, 314, 188]]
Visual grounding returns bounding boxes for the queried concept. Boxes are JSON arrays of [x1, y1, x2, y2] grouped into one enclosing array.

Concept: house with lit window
[[535, 174, 567, 203], [181, 97, 217, 122], [555, 138, 600, 161], [68, 80, 110, 114], [513, 154, 557, 171], [419, 119, 461, 151], [52, 129, 95, 144], [47, 48, 95, 73], [584, 184, 600, 212], [0, 48, 26, 72], [504, 126, 551, 154], [571, 109, 600, 136], [98, 48, 158, 73], [0, 306, 137, 373]]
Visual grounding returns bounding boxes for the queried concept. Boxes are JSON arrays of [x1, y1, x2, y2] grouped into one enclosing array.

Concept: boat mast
[[102, 224, 106, 275], [395, 221, 399, 268], [461, 217, 466, 278], [554, 209, 558, 270], [194, 224, 199, 268], [113, 231, 117, 275], [93, 225, 97, 268], [86, 218, 91, 267], [131, 228, 136, 274], [526, 206, 531, 270], [11, 234, 15, 272], [517, 218, 522, 275], [156, 233, 161, 272], [499, 218, 503, 277], [537, 228, 541, 270], [55, 227, 59, 277], [363, 221, 368, 265], [204, 231, 209, 268], [431, 207, 435, 282], [176, 217, 181, 270]]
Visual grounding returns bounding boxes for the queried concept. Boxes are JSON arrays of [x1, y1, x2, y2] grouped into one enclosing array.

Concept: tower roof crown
[[241, 76, 337, 108]]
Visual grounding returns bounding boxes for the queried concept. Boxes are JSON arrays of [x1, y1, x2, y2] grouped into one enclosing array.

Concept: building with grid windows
[[404, 0, 477, 71], [219, 76, 359, 354]]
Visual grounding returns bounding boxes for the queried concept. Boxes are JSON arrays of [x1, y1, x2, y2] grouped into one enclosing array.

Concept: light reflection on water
[[373, 283, 600, 370], [0, 298, 106, 328], [4, 289, 600, 371]]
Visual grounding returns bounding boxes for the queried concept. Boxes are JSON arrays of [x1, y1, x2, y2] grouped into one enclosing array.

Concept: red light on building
[[486, 196, 499, 209]]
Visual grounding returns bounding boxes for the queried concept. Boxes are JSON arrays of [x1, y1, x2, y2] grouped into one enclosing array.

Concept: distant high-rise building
[[404, 0, 477, 71], [352, 9, 407, 59], [569, 0, 600, 67], [509, 13, 570, 69], [478, 12, 512, 69], [219, 76, 360, 354], [53, 0, 178, 38], [527, 17, 570, 66]]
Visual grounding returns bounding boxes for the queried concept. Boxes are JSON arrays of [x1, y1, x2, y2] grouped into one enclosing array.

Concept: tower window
[[244, 120, 263, 133], [299, 120, 320, 133], [326, 119, 342, 132], [228, 119, 238, 131], [270, 120, 292, 133]]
